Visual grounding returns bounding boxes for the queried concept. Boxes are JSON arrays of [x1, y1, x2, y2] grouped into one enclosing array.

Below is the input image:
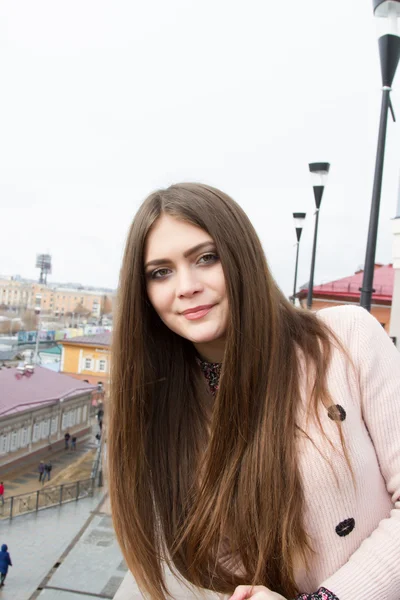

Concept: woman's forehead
[[144, 215, 213, 262]]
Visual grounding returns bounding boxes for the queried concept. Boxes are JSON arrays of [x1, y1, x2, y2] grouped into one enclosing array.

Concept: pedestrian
[[0, 544, 12, 587], [108, 183, 400, 600], [99, 418, 103, 431], [0, 483, 4, 506], [64, 432, 71, 450], [42, 462, 52, 483], [71, 436, 77, 450], [38, 461, 45, 482]]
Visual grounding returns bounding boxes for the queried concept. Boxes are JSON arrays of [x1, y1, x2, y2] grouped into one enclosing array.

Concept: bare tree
[[21, 310, 38, 331], [73, 303, 92, 317]]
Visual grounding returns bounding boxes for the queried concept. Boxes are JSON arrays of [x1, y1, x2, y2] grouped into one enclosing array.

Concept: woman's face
[[144, 214, 228, 362]]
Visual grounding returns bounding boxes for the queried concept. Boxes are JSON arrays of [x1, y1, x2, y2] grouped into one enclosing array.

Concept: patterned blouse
[[197, 359, 222, 396], [198, 359, 339, 600]]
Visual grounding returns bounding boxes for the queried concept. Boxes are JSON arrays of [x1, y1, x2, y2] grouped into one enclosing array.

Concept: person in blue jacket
[[0, 544, 12, 587]]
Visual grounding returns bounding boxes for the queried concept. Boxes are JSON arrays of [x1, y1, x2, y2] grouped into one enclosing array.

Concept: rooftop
[[39, 346, 62, 356], [0, 350, 21, 362], [60, 332, 111, 347], [0, 366, 96, 417], [298, 264, 394, 303]]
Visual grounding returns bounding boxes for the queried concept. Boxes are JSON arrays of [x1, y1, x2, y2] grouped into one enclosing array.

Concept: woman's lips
[[182, 305, 214, 320]]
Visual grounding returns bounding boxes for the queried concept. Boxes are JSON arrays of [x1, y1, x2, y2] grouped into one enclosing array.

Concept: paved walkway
[[1, 436, 98, 500], [0, 489, 109, 600], [0, 483, 219, 600], [35, 496, 126, 600]]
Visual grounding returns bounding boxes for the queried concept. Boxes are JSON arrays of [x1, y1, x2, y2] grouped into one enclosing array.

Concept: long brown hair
[[109, 183, 337, 598]]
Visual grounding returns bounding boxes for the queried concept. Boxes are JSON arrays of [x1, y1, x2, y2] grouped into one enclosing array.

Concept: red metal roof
[[298, 264, 394, 303], [0, 366, 96, 417]]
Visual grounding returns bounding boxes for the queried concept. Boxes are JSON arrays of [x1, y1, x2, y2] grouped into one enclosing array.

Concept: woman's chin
[[183, 325, 225, 345]]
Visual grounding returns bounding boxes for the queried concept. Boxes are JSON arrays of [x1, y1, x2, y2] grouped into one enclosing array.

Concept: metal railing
[[0, 477, 94, 520]]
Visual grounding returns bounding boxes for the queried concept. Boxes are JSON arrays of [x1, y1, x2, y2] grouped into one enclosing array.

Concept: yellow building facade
[[60, 332, 111, 394]]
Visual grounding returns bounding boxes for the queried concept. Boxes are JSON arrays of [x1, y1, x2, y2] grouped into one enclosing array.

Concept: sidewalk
[[0, 489, 107, 600], [35, 496, 127, 600], [1, 436, 97, 500], [0, 481, 218, 600]]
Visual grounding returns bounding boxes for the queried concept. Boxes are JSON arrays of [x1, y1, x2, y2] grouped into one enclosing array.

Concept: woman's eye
[[151, 268, 171, 279], [198, 253, 219, 265]]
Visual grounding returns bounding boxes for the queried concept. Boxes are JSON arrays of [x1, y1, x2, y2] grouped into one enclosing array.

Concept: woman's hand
[[229, 585, 287, 600]]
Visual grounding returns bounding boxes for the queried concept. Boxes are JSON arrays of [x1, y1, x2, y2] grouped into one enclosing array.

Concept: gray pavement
[[36, 512, 126, 599], [0, 489, 108, 600], [2, 431, 98, 500], [0, 481, 216, 600]]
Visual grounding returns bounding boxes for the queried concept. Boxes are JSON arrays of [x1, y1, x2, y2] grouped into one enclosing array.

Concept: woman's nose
[[176, 268, 203, 298]]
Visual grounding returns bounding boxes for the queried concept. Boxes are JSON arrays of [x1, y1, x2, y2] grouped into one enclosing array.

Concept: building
[[296, 264, 394, 332], [39, 346, 62, 372], [0, 365, 96, 469], [0, 277, 114, 320], [60, 332, 111, 393], [390, 183, 400, 349], [0, 278, 33, 311]]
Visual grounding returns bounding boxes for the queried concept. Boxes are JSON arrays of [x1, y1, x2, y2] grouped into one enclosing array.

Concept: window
[[76, 407, 82, 425], [62, 413, 68, 431], [21, 427, 29, 447], [84, 358, 92, 370], [82, 405, 87, 423], [42, 419, 50, 438], [10, 431, 18, 451], [33, 423, 40, 442], [51, 416, 58, 435], [98, 359, 106, 372], [68, 409, 76, 427], [0, 434, 8, 454]]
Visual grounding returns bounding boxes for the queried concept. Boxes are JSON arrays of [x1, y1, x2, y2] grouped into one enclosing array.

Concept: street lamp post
[[292, 212, 306, 305], [306, 162, 330, 310], [360, 0, 400, 311], [33, 308, 41, 365]]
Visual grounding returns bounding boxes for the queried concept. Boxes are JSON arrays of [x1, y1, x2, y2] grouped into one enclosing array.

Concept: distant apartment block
[[0, 277, 114, 318]]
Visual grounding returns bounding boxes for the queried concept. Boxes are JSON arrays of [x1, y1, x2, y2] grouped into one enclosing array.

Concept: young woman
[[109, 183, 400, 600]]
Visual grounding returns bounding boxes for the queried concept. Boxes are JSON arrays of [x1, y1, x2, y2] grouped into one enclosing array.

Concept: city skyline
[[0, 271, 115, 293]]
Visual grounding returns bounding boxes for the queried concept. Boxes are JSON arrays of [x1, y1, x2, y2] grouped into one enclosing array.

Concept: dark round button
[[335, 518, 355, 537], [328, 404, 346, 422]]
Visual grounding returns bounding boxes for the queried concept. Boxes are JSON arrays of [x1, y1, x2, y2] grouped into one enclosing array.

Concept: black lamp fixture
[[292, 212, 306, 305], [307, 162, 330, 310], [360, 0, 400, 311]]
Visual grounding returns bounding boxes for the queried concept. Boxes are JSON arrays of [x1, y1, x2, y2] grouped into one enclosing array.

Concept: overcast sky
[[0, 0, 399, 296]]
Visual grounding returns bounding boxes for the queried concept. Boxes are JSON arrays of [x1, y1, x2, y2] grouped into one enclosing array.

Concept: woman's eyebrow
[[144, 241, 215, 269]]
